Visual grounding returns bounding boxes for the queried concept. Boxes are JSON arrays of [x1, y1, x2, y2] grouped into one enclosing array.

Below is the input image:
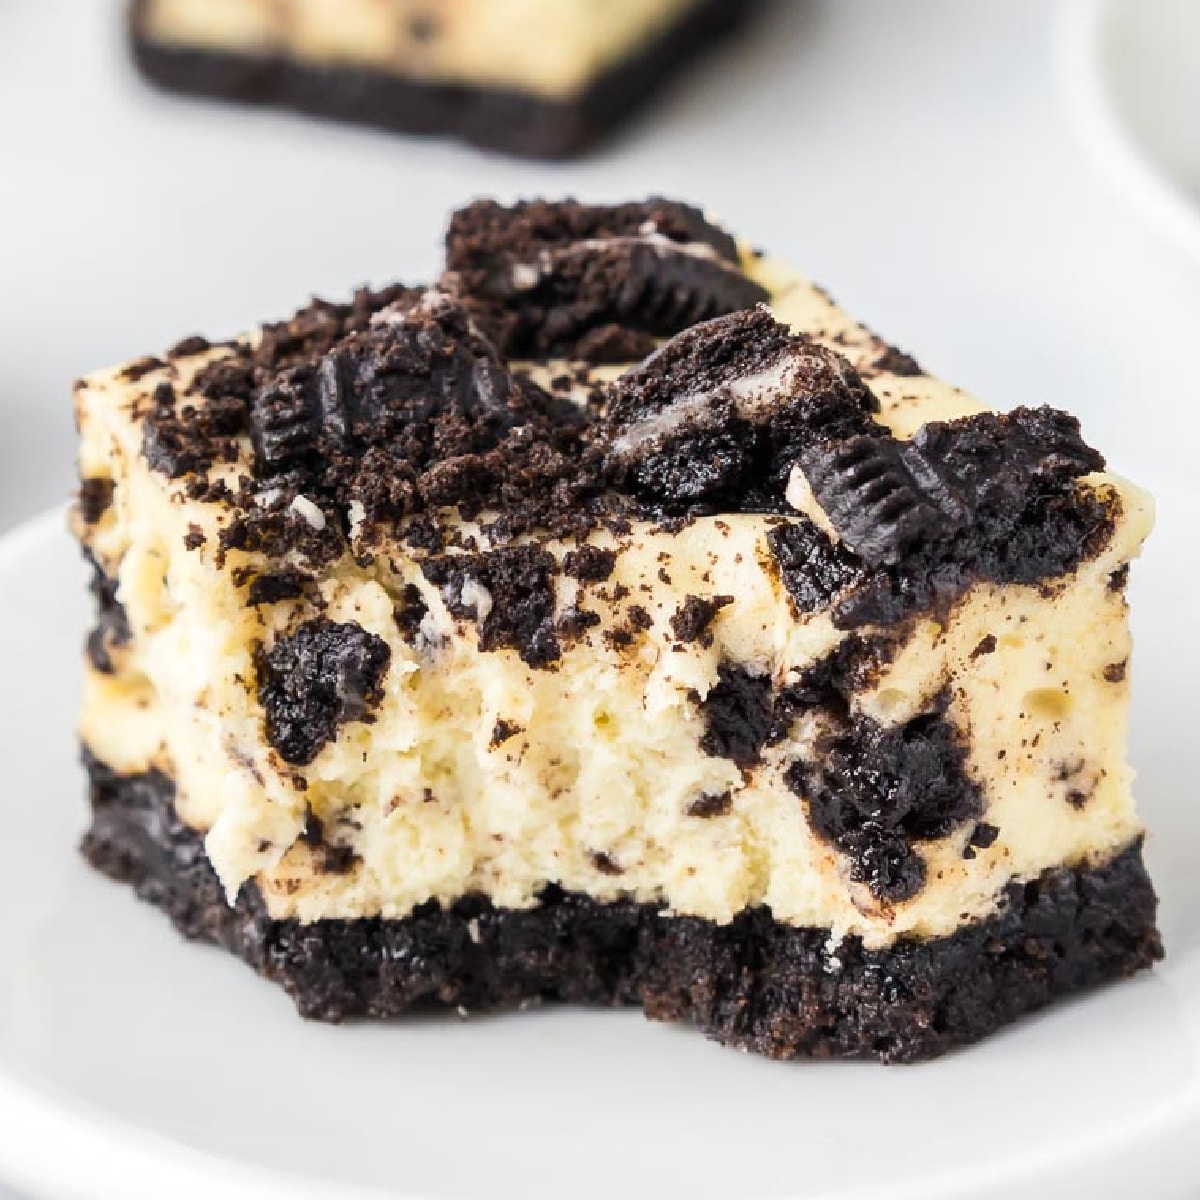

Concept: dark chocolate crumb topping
[[769, 407, 1113, 631], [604, 308, 878, 509], [131, 197, 1119, 653], [562, 544, 617, 583], [445, 198, 767, 360], [798, 406, 1105, 568], [257, 617, 391, 766]]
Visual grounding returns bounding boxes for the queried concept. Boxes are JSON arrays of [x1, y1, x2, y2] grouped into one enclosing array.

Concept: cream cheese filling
[[139, 0, 707, 98], [75, 253, 1153, 948]]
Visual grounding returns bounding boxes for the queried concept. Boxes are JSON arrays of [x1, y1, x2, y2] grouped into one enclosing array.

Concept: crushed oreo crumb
[[562, 544, 617, 582], [770, 635, 898, 743], [627, 604, 654, 632], [257, 618, 391, 766], [167, 334, 213, 359], [120, 355, 165, 383], [557, 605, 601, 642], [78, 477, 115, 525], [670, 594, 733, 644], [870, 343, 922, 377], [243, 569, 311, 607], [699, 664, 774, 770], [686, 791, 733, 818], [786, 701, 983, 904], [767, 519, 867, 616], [490, 719, 523, 748], [589, 851, 624, 876], [423, 546, 561, 668], [971, 634, 998, 660], [963, 822, 1000, 859], [393, 583, 429, 643]]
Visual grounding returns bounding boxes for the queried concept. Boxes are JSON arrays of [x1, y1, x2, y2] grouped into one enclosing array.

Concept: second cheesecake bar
[[130, 0, 760, 157]]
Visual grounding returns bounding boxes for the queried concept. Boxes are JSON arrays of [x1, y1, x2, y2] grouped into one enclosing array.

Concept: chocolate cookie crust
[[81, 753, 1162, 1063], [129, 0, 760, 159]]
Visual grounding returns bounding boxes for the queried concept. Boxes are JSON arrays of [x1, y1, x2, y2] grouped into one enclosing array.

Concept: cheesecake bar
[[74, 198, 1161, 1062], [129, 0, 759, 157]]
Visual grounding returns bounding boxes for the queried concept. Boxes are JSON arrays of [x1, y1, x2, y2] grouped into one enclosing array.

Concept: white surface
[[1, 491, 1199, 1200], [1063, 0, 1200, 268], [1, 0, 1200, 1197]]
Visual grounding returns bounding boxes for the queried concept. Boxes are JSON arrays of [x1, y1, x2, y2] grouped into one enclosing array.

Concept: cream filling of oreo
[[510, 231, 728, 295], [607, 339, 852, 463], [138, 0, 706, 98], [74, 253, 1153, 949]]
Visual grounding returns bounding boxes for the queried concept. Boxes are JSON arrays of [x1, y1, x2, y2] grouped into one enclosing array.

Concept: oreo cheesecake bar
[[129, 0, 757, 157], [74, 199, 1161, 1062]]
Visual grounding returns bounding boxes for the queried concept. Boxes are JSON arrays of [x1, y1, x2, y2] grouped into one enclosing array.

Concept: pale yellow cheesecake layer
[[75, 254, 1152, 949], [138, 0, 705, 98]]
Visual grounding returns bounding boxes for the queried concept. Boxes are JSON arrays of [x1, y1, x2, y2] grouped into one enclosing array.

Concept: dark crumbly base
[[129, 0, 758, 158], [80, 753, 1162, 1063]]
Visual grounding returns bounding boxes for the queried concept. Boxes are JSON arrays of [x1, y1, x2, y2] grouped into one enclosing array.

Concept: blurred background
[[2, 1, 1200, 1196]]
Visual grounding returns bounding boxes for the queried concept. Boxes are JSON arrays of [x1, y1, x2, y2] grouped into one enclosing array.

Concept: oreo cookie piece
[[796, 406, 1107, 569], [444, 198, 769, 359], [787, 705, 983, 904], [257, 618, 392, 766], [796, 435, 971, 568], [248, 367, 329, 473], [422, 546, 562, 669], [604, 308, 879, 509], [699, 664, 775, 769], [247, 292, 524, 478], [767, 519, 868, 616], [912, 406, 1105, 513]]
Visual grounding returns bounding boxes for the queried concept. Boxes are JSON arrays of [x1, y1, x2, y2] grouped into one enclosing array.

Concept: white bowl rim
[[1059, 0, 1200, 267]]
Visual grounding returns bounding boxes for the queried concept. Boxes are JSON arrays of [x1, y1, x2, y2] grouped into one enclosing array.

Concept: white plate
[[1062, 0, 1200, 265], [0, 489, 1198, 1200]]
